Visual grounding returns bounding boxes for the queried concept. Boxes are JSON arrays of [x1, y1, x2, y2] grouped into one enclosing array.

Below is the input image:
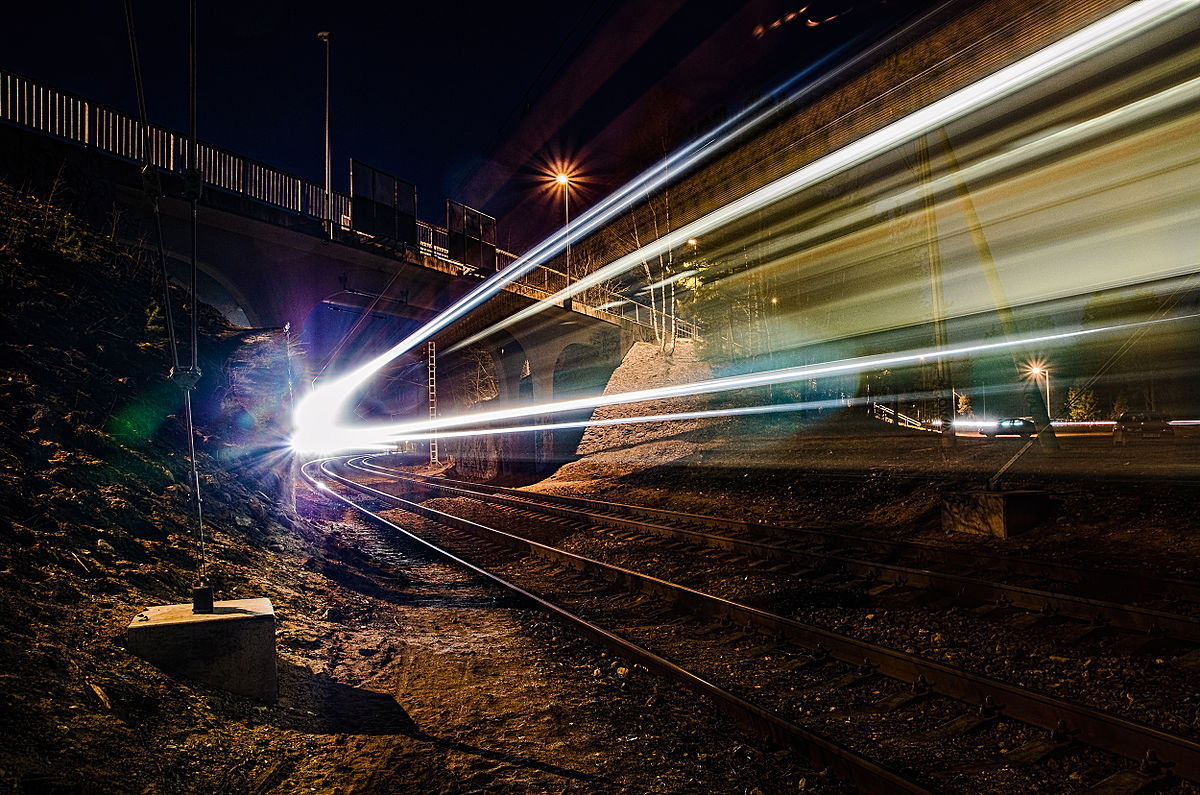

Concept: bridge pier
[[451, 324, 625, 477]]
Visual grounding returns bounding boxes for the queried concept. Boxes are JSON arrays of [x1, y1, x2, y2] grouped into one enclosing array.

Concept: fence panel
[[93, 106, 142, 162], [148, 126, 175, 170], [245, 162, 301, 211], [303, 183, 324, 218], [197, 143, 243, 192]]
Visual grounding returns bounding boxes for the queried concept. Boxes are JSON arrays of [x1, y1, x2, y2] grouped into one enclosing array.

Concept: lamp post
[[1030, 365, 1051, 418], [317, 31, 332, 239], [686, 238, 698, 336], [556, 172, 570, 276]]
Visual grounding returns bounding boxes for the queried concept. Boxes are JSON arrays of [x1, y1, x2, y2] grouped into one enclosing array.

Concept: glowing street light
[[1027, 362, 1051, 418], [556, 172, 571, 276]]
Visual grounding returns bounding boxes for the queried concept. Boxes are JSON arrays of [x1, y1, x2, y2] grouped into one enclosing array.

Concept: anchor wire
[[122, 0, 208, 586]]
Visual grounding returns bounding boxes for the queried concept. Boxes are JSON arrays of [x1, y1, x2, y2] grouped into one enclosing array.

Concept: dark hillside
[[0, 181, 291, 602], [0, 183, 379, 792]]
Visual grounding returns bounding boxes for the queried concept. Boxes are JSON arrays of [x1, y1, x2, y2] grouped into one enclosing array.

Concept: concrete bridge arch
[[145, 194, 450, 334], [501, 324, 624, 470]]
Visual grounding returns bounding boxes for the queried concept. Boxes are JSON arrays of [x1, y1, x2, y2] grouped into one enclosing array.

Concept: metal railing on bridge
[[0, 67, 697, 341]]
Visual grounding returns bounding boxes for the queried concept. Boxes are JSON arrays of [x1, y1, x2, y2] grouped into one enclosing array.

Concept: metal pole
[[189, 0, 198, 372], [1044, 372, 1051, 418], [188, 0, 209, 611], [318, 31, 332, 238], [564, 181, 570, 276]]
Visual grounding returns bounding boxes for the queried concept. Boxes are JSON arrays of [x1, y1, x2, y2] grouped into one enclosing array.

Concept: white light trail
[[373, 399, 844, 444], [293, 0, 1197, 456], [638, 269, 697, 295], [293, 17, 872, 420], [292, 312, 1200, 454], [703, 72, 1200, 306], [595, 299, 630, 311]]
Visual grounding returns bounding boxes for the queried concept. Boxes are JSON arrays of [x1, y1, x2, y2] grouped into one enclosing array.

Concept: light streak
[[595, 299, 630, 311], [381, 400, 826, 443], [376, 390, 1029, 443], [292, 311, 1200, 454], [390, 387, 1116, 443], [297, 21, 872, 404], [716, 72, 1200, 270], [293, 0, 1196, 456], [697, 72, 1200, 318], [639, 269, 697, 294]]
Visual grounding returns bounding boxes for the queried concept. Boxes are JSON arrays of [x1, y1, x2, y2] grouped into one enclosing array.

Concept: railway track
[[358, 459, 1200, 610], [304, 456, 1200, 793]]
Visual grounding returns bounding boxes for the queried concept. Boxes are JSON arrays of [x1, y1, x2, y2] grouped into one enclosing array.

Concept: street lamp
[[1028, 364, 1051, 418], [317, 31, 332, 239], [556, 172, 570, 275]]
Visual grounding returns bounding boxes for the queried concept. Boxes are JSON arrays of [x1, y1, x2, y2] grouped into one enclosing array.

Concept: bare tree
[[462, 347, 498, 407]]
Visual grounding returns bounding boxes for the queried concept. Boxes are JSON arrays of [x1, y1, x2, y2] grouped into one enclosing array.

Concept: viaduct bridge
[[10, 0, 1189, 471]]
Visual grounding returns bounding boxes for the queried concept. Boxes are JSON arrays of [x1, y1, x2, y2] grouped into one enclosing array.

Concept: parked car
[[1113, 411, 1174, 443], [982, 417, 1037, 438]]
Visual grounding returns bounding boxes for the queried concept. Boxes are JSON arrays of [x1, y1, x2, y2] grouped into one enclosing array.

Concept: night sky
[[2, 0, 932, 250]]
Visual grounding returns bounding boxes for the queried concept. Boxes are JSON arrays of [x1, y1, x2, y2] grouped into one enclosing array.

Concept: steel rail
[[364, 460, 1200, 604], [300, 458, 930, 794], [352, 459, 1200, 644], [336, 456, 1200, 783]]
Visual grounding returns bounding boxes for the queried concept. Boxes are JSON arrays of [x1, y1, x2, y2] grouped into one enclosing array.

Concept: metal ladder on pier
[[427, 341, 439, 464]]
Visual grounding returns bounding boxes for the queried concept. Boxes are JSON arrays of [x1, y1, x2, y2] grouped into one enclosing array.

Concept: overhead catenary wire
[[317, 267, 408, 379]]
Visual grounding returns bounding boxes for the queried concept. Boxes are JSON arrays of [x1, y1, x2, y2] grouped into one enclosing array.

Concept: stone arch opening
[[551, 342, 617, 462], [166, 255, 255, 327]]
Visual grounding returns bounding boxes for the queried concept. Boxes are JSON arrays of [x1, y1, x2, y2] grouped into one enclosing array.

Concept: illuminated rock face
[[125, 598, 277, 703], [942, 489, 1051, 539]]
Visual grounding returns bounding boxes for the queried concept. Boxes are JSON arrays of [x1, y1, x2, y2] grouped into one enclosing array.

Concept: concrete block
[[942, 489, 1051, 539], [125, 598, 277, 702]]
